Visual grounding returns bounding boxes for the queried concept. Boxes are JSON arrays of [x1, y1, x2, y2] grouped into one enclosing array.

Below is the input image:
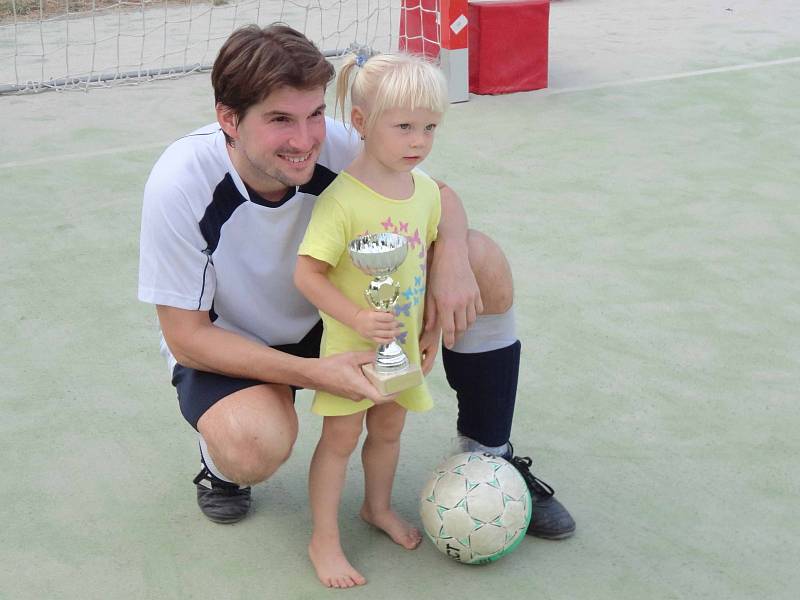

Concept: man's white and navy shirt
[[138, 118, 360, 370]]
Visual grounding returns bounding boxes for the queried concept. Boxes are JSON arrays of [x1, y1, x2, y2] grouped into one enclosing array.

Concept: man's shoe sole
[[203, 513, 248, 525]]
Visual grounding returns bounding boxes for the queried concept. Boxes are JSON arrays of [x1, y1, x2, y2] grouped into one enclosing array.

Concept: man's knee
[[221, 431, 294, 485], [198, 384, 298, 486], [467, 229, 514, 314]]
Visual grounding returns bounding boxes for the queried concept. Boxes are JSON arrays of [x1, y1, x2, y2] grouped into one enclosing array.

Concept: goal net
[[0, 0, 444, 94]]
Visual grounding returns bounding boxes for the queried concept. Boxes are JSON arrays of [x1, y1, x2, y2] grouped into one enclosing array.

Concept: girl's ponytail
[[335, 54, 359, 125]]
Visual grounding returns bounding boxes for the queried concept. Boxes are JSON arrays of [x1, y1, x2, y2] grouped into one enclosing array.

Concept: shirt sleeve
[[138, 169, 216, 310], [298, 191, 349, 268]]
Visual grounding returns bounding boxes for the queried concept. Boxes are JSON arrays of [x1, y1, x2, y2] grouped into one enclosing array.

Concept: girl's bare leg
[[359, 403, 422, 550], [308, 413, 368, 588]]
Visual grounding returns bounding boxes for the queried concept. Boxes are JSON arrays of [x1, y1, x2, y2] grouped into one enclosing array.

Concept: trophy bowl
[[348, 232, 409, 277]]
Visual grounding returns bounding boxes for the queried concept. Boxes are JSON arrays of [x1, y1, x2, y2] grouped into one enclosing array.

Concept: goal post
[[0, 0, 467, 100], [399, 0, 469, 103]]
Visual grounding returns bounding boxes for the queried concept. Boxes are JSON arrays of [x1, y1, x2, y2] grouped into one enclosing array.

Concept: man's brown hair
[[212, 24, 335, 141]]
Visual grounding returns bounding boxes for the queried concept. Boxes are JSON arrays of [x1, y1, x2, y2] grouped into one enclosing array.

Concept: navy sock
[[441, 340, 521, 448]]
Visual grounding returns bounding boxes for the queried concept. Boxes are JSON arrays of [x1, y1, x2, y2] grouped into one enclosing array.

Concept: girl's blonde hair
[[335, 51, 448, 133]]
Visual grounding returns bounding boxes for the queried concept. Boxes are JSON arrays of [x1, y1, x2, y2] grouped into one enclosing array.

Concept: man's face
[[224, 86, 327, 200]]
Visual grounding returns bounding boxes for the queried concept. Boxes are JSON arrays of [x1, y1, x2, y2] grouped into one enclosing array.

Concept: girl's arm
[[418, 243, 441, 375], [294, 254, 399, 345]]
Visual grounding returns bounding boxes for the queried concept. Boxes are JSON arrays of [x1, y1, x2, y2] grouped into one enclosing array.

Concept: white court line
[[545, 56, 800, 95], [3, 56, 798, 170], [0, 142, 172, 170]]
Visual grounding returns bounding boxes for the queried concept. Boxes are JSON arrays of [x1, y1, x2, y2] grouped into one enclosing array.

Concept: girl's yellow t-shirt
[[298, 170, 441, 416]]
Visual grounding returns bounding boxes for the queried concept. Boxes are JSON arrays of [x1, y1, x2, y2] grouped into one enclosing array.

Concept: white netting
[[0, 0, 441, 94]]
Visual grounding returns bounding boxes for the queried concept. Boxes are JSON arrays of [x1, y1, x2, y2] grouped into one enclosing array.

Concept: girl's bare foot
[[360, 506, 422, 550], [308, 534, 367, 589]]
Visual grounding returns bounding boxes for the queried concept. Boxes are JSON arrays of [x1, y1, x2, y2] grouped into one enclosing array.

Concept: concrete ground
[[1, 1, 798, 598]]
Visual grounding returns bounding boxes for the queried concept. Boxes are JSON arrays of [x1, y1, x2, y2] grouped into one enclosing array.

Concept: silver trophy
[[348, 232, 423, 395]]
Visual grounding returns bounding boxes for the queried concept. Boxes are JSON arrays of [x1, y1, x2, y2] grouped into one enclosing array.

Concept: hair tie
[[347, 43, 375, 68]]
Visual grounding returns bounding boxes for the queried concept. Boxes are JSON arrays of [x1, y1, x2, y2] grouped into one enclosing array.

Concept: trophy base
[[362, 363, 423, 396]]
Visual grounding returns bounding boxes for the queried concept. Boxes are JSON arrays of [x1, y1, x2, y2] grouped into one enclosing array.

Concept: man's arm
[[156, 305, 388, 402], [426, 181, 484, 348]]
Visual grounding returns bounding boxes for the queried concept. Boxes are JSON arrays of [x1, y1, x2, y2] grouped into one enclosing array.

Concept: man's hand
[[353, 309, 401, 345], [312, 351, 396, 404], [426, 239, 484, 349]]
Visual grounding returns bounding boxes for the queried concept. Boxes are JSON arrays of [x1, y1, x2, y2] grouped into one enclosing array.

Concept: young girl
[[294, 51, 448, 588]]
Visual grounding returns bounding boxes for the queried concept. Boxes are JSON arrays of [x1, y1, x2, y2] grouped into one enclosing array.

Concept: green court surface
[[2, 1, 799, 598]]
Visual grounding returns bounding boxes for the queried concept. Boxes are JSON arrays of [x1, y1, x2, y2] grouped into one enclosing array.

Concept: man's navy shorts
[[172, 320, 323, 430]]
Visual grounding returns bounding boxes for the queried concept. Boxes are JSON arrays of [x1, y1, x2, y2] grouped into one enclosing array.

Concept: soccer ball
[[419, 452, 532, 565]]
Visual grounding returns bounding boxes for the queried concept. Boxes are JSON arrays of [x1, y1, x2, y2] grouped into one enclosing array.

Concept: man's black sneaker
[[506, 446, 576, 540], [192, 467, 252, 524]]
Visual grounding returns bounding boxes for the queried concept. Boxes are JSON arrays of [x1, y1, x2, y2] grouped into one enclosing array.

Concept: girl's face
[[360, 105, 441, 174]]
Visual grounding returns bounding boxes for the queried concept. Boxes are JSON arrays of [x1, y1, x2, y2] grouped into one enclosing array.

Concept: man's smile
[[278, 151, 313, 165]]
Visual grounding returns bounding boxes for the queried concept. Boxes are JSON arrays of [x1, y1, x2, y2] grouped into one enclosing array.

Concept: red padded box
[[469, 0, 550, 94]]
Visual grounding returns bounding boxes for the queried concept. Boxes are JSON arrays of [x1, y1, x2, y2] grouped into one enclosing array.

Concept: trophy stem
[[375, 340, 410, 373]]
